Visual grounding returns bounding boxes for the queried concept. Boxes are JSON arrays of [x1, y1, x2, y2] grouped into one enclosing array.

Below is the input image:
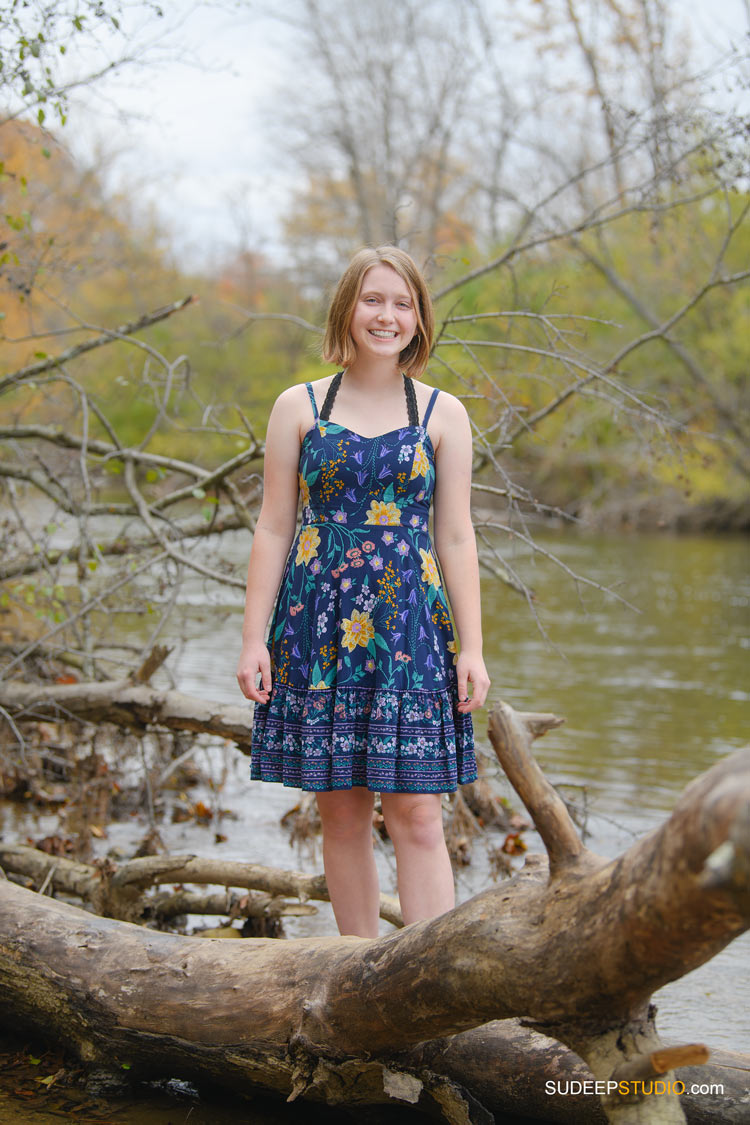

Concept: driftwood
[[0, 845, 403, 929], [0, 677, 255, 753], [0, 700, 749, 1123]]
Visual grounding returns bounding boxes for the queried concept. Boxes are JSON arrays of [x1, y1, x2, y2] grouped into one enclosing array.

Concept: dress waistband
[[304, 508, 429, 533]]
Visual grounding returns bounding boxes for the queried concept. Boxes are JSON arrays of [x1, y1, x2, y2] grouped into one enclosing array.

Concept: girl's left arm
[[431, 395, 490, 714]]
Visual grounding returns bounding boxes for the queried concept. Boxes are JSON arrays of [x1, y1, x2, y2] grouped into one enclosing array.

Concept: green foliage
[[0, 2, 163, 125], [431, 184, 750, 514]]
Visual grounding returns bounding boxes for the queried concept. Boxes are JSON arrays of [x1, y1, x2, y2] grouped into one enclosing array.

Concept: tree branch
[[0, 297, 196, 395]]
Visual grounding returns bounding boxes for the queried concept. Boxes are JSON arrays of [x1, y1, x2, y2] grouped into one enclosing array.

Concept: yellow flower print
[[341, 609, 376, 652], [298, 473, 310, 508], [311, 680, 328, 690], [295, 525, 321, 565], [419, 547, 441, 589], [410, 442, 428, 479], [365, 500, 401, 526], [447, 639, 458, 664]]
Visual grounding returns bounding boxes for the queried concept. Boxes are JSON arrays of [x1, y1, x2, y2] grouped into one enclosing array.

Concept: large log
[[0, 677, 255, 752], [0, 701, 748, 1123]]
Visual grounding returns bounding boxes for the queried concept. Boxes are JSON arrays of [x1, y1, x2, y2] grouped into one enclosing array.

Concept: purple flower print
[[369, 555, 384, 571], [345, 489, 358, 503], [341, 577, 353, 591], [382, 531, 395, 545], [310, 559, 322, 575], [333, 509, 347, 523], [410, 515, 420, 527], [292, 643, 301, 659], [397, 541, 409, 556]]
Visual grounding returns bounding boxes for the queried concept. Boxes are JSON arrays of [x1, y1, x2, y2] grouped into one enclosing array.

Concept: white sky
[[62, 0, 749, 271]]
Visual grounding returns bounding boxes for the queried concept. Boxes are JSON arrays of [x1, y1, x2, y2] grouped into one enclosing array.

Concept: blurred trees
[[257, 0, 749, 516]]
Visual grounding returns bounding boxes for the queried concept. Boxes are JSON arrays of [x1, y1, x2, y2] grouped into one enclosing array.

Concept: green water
[[479, 530, 749, 823]]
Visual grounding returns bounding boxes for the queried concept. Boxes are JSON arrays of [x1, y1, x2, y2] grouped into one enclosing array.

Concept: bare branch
[[0, 298, 196, 395]]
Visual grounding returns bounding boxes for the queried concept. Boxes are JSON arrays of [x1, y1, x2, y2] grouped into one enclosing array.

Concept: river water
[[2, 528, 748, 1119]]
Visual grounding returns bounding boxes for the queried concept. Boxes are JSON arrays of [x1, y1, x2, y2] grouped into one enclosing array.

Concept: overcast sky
[[64, 0, 748, 270]]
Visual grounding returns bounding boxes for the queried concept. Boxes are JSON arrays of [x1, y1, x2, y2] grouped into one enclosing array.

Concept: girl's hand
[[237, 641, 272, 704], [456, 650, 490, 714]]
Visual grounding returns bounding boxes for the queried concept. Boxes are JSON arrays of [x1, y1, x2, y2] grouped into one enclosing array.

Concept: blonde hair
[[322, 246, 434, 379]]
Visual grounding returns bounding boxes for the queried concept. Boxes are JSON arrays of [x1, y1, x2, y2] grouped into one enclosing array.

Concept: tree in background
[[251, 0, 750, 518]]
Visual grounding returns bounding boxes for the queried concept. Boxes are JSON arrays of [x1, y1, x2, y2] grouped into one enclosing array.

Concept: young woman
[[236, 246, 490, 937]]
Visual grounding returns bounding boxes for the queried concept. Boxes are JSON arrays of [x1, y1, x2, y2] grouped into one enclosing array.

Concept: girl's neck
[[343, 356, 403, 392]]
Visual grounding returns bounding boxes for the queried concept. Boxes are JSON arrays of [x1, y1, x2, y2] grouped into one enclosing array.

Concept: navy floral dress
[[250, 373, 476, 793]]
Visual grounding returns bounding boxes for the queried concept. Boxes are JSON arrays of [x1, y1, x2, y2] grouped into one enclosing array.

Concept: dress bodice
[[299, 375, 440, 531]]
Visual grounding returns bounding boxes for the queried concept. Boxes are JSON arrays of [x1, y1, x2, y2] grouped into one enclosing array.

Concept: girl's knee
[[382, 794, 445, 849]]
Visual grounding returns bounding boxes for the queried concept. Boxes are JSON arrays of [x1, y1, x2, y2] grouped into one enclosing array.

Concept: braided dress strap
[[320, 371, 344, 421], [404, 373, 419, 426]]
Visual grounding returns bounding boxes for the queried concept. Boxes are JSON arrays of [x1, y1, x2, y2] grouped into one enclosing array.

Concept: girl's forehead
[[360, 264, 412, 296]]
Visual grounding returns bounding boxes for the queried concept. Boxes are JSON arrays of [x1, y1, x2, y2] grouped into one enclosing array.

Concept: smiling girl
[[236, 246, 490, 936]]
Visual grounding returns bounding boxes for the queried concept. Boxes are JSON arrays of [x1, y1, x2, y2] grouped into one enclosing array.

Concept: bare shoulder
[[268, 381, 326, 444], [419, 385, 470, 451]]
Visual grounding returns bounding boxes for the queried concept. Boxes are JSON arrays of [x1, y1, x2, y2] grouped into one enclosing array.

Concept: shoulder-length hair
[[322, 246, 434, 379]]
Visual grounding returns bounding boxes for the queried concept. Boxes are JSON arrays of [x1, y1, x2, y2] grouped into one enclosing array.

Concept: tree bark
[[0, 678, 255, 754], [0, 701, 748, 1123]]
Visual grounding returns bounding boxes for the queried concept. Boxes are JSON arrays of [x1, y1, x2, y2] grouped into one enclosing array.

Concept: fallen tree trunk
[[0, 677, 255, 752], [0, 845, 403, 928], [0, 701, 748, 1123]]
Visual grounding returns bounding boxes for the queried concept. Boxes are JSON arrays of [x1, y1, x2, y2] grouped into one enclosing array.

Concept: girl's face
[[348, 264, 418, 366]]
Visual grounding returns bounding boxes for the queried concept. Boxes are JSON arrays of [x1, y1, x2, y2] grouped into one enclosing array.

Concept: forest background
[[2, 0, 749, 546]]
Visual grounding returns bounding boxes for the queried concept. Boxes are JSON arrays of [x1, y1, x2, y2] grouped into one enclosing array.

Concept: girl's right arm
[[236, 387, 306, 704]]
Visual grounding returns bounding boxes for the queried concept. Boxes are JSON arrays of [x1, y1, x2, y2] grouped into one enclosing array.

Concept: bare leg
[[380, 792, 454, 924], [316, 788, 380, 937]]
